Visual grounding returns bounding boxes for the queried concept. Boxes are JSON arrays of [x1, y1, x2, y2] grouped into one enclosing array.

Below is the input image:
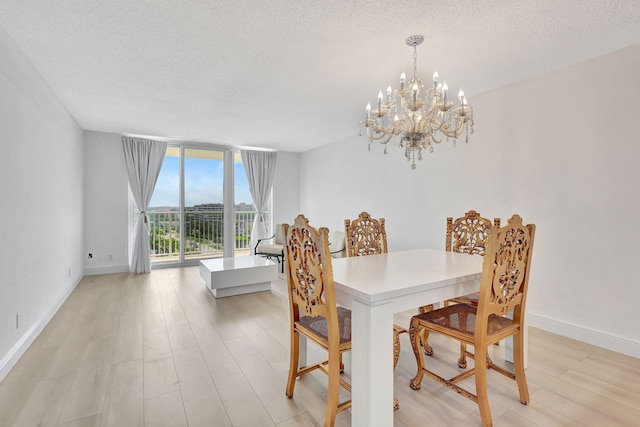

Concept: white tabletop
[[331, 247, 484, 308]]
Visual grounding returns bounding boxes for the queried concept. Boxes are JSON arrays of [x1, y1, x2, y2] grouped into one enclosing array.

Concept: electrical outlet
[[16, 313, 21, 329], [108, 254, 113, 261], [88, 253, 93, 259], [68, 268, 71, 277]]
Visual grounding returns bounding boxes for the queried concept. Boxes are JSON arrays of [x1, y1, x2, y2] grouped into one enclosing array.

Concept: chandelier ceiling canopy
[[360, 35, 474, 169]]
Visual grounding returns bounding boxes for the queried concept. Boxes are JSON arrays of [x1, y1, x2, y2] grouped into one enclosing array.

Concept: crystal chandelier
[[360, 35, 474, 169]]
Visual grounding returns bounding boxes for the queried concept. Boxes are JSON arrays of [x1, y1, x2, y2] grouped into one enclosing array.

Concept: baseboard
[[0, 274, 83, 383], [528, 312, 640, 359], [84, 263, 129, 275]]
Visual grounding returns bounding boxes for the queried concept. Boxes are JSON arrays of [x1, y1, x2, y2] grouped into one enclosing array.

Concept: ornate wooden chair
[[409, 214, 536, 427], [283, 215, 351, 427], [444, 210, 501, 305], [344, 211, 406, 409], [422, 210, 501, 366], [345, 211, 388, 257]]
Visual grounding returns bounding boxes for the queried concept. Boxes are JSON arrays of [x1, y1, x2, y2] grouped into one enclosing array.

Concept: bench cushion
[[256, 244, 283, 255]]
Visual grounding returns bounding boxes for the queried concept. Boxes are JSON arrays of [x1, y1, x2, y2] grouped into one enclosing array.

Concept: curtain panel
[[122, 136, 167, 273], [241, 150, 277, 252]]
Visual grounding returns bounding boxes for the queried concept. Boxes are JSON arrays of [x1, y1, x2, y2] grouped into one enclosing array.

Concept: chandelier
[[360, 35, 474, 169]]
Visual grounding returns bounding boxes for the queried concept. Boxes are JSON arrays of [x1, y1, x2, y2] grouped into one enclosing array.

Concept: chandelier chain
[[413, 45, 418, 81]]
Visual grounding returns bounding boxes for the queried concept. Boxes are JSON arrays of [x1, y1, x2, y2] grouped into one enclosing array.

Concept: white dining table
[[330, 248, 484, 427]]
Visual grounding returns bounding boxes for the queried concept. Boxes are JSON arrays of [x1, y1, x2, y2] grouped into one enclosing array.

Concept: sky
[[149, 156, 253, 208]]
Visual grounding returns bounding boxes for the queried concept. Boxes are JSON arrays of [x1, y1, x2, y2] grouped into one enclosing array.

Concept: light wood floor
[[1, 267, 639, 427]]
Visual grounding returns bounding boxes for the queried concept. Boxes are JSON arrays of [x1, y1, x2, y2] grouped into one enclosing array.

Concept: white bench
[[200, 256, 278, 298]]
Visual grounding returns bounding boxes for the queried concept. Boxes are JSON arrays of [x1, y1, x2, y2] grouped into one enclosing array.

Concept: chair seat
[[297, 306, 352, 344], [413, 303, 518, 343]]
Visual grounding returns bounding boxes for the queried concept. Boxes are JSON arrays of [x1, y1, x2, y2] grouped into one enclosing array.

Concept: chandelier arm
[[422, 103, 439, 118], [440, 116, 467, 138], [366, 128, 395, 145], [393, 117, 409, 131], [373, 116, 408, 134], [432, 127, 459, 142], [424, 117, 446, 137], [429, 130, 445, 145]]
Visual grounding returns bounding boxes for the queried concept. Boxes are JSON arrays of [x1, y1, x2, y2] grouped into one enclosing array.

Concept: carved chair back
[[446, 210, 500, 256], [476, 214, 536, 333], [344, 211, 388, 257], [283, 214, 338, 326]]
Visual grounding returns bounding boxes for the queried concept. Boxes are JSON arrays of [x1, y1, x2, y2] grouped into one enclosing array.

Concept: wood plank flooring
[[1, 267, 639, 426]]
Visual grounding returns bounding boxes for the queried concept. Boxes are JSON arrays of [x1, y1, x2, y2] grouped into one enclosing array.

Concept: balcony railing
[[148, 209, 262, 261]]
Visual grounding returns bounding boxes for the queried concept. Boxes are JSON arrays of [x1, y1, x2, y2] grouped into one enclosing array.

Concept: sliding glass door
[[183, 148, 225, 260], [147, 144, 258, 265], [147, 146, 180, 262]]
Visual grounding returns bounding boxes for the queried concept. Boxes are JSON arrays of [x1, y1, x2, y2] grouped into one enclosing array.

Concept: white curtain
[[241, 150, 277, 252], [122, 136, 167, 273]]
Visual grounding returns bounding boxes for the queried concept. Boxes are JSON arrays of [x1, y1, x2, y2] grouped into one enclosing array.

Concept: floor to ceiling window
[[146, 143, 259, 265]]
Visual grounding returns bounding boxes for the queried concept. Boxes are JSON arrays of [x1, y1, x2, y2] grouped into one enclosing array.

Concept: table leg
[[350, 300, 394, 427], [504, 310, 528, 368], [298, 335, 307, 369]]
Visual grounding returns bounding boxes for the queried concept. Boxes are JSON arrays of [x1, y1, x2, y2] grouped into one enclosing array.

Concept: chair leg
[[418, 305, 434, 356], [420, 329, 433, 356], [408, 318, 425, 390], [325, 348, 340, 427], [474, 345, 492, 427], [458, 342, 468, 368], [457, 310, 470, 368], [286, 329, 299, 398], [513, 331, 530, 405], [393, 328, 401, 371]]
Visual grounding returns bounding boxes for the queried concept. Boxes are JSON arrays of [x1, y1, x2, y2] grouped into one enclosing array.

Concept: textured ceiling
[[1, 0, 639, 152]]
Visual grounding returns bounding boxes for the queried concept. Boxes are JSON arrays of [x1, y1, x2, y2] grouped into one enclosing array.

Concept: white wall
[[83, 131, 130, 274], [0, 28, 84, 380], [82, 131, 301, 273], [300, 43, 640, 358], [271, 151, 301, 226]]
